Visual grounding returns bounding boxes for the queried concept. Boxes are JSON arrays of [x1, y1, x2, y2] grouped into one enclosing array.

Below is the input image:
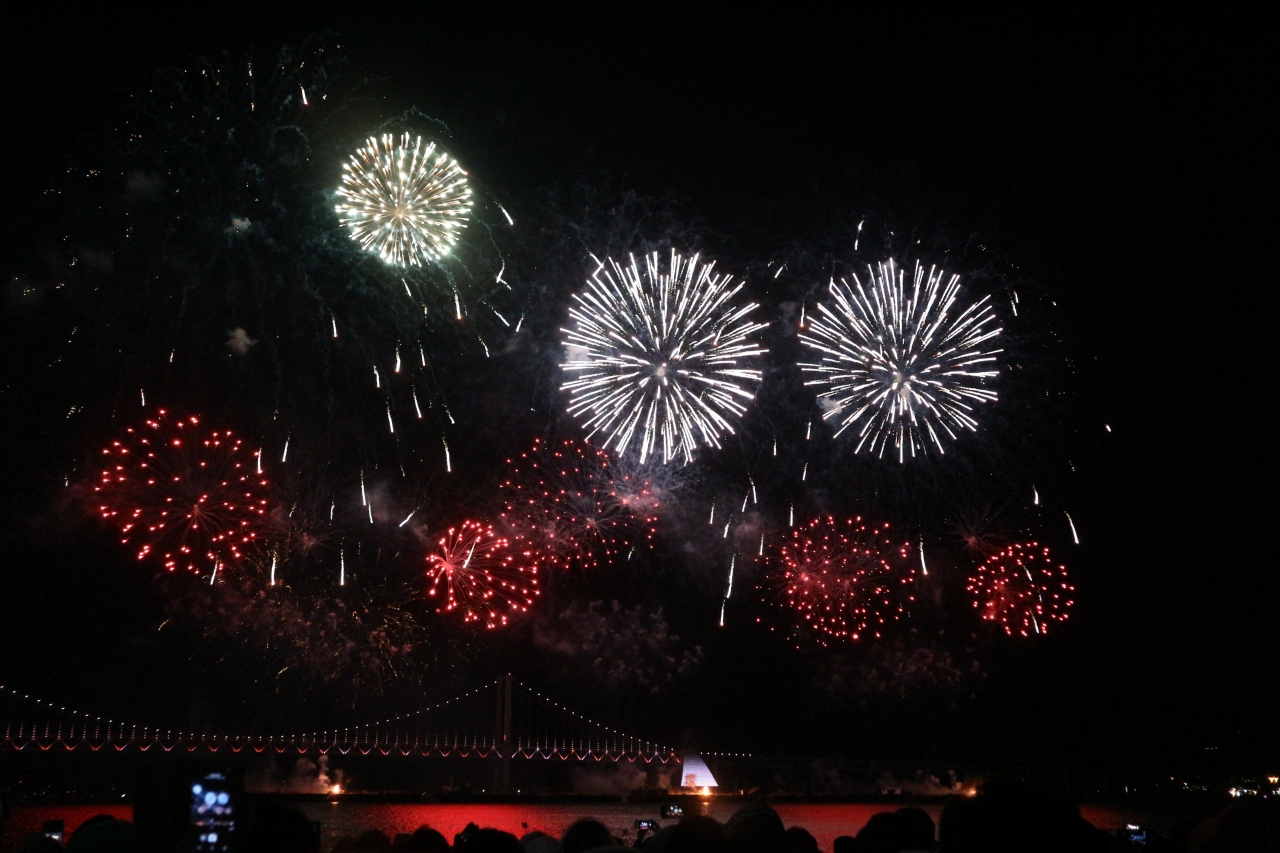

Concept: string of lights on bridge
[[0, 679, 743, 762]]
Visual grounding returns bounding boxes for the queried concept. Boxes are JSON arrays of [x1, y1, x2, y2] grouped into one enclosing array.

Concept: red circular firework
[[94, 410, 271, 576], [425, 520, 539, 629], [499, 437, 657, 570], [967, 541, 1073, 637], [771, 515, 917, 642]]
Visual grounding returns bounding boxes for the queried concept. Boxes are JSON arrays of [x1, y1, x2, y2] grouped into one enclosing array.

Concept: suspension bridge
[[0, 675, 695, 771]]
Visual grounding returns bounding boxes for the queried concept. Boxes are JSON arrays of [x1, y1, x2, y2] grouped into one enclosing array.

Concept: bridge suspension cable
[[0, 677, 676, 763]]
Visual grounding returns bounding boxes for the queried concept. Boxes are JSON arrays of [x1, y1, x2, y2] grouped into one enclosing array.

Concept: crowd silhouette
[[7, 782, 1280, 852]]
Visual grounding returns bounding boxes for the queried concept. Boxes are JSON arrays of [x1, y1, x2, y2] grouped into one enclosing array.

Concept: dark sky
[[0, 11, 1269, 771]]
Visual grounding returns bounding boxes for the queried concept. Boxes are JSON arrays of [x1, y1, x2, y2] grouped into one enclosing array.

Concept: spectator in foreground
[[725, 802, 788, 853], [561, 818, 615, 852]]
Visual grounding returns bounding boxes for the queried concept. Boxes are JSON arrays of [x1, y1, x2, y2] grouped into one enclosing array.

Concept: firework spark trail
[[94, 411, 272, 577], [769, 515, 917, 643], [335, 133, 472, 267], [424, 520, 539, 629], [560, 250, 768, 464], [799, 259, 1003, 462], [499, 437, 657, 571], [967, 542, 1074, 637]]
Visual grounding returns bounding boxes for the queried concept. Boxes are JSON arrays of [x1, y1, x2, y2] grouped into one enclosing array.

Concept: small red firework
[[770, 515, 917, 642], [425, 520, 539, 629], [499, 437, 657, 570], [967, 542, 1073, 637], [94, 410, 271, 576]]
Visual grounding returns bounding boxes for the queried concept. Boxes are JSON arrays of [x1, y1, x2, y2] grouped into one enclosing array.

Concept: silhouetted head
[[783, 824, 819, 852], [667, 816, 730, 853], [561, 819, 614, 853], [725, 802, 786, 853]]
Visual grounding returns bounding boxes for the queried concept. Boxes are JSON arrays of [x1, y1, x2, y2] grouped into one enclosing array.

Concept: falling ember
[[919, 538, 929, 575], [1033, 486, 1040, 505], [443, 438, 452, 473], [339, 548, 345, 586], [1065, 512, 1080, 544], [799, 259, 1003, 462], [281, 438, 289, 463], [498, 436, 658, 572], [424, 520, 539, 629], [93, 410, 272, 576], [967, 542, 1074, 637], [766, 515, 917, 643], [560, 250, 768, 464], [334, 133, 472, 267]]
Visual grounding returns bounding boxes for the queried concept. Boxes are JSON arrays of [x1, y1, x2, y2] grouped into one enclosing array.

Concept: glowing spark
[[1105, 424, 1112, 432], [140, 389, 146, 407], [806, 419, 811, 441], [741, 493, 749, 513], [269, 553, 277, 586], [515, 314, 525, 333], [789, 504, 794, 527], [331, 315, 338, 338], [759, 533, 765, 556], [560, 250, 767, 464], [498, 203, 514, 226], [395, 348, 401, 372], [1033, 486, 1040, 505], [412, 388, 423, 418], [329, 501, 334, 521], [709, 500, 715, 525], [403, 279, 413, 298], [386, 405, 395, 434], [418, 346, 426, 367], [750, 477, 758, 504], [373, 365, 381, 388], [491, 306, 510, 326], [300, 86, 308, 106], [425, 520, 539, 629], [726, 554, 736, 598], [968, 542, 1073, 637], [454, 290, 462, 320], [281, 438, 289, 462], [335, 133, 471, 267], [801, 462, 808, 481], [399, 510, 416, 528], [210, 561, 219, 586], [769, 515, 918, 642], [1065, 512, 1080, 544], [722, 522, 730, 539], [919, 537, 928, 576], [256, 448, 262, 474], [367, 503, 374, 524], [443, 438, 452, 472], [800, 260, 1003, 462], [772, 437, 777, 456], [339, 548, 345, 586], [360, 471, 367, 506]]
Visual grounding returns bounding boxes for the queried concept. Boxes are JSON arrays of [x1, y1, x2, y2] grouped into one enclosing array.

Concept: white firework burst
[[335, 133, 472, 267], [561, 250, 768, 464], [799, 259, 1002, 461]]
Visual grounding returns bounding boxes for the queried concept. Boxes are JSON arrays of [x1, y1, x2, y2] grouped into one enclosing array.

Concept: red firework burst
[[94, 410, 271, 576], [499, 437, 657, 570], [424, 520, 539, 629], [770, 515, 917, 642], [967, 542, 1073, 637]]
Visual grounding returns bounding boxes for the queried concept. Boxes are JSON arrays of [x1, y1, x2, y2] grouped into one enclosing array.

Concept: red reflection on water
[[2, 805, 133, 847]]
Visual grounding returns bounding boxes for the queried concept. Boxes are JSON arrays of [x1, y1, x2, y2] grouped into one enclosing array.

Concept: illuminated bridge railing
[[0, 676, 677, 763]]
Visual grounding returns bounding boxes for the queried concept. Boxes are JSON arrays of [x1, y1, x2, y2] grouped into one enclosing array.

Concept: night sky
[[0, 11, 1268, 775]]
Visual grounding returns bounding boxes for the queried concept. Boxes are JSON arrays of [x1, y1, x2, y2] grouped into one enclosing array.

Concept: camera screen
[[190, 771, 236, 852]]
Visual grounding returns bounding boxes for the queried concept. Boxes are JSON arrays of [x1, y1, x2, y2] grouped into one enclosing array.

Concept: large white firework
[[799, 259, 1002, 461], [334, 133, 472, 267], [561, 250, 768, 464]]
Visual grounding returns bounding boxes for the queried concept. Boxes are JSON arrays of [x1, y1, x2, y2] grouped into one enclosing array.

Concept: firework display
[[335, 133, 473, 267], [425, 520, 539, 629], [94, 411, 272, 576], [499, 437, 658, 571], [561, 250, 768, 464], [967, 542, 1073, 637], [799, 259, 1003, 462], [770, 516, 918, 643]]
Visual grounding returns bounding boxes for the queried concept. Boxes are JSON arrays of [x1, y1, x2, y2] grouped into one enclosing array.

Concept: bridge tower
[[494, 672, 512, 792]]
